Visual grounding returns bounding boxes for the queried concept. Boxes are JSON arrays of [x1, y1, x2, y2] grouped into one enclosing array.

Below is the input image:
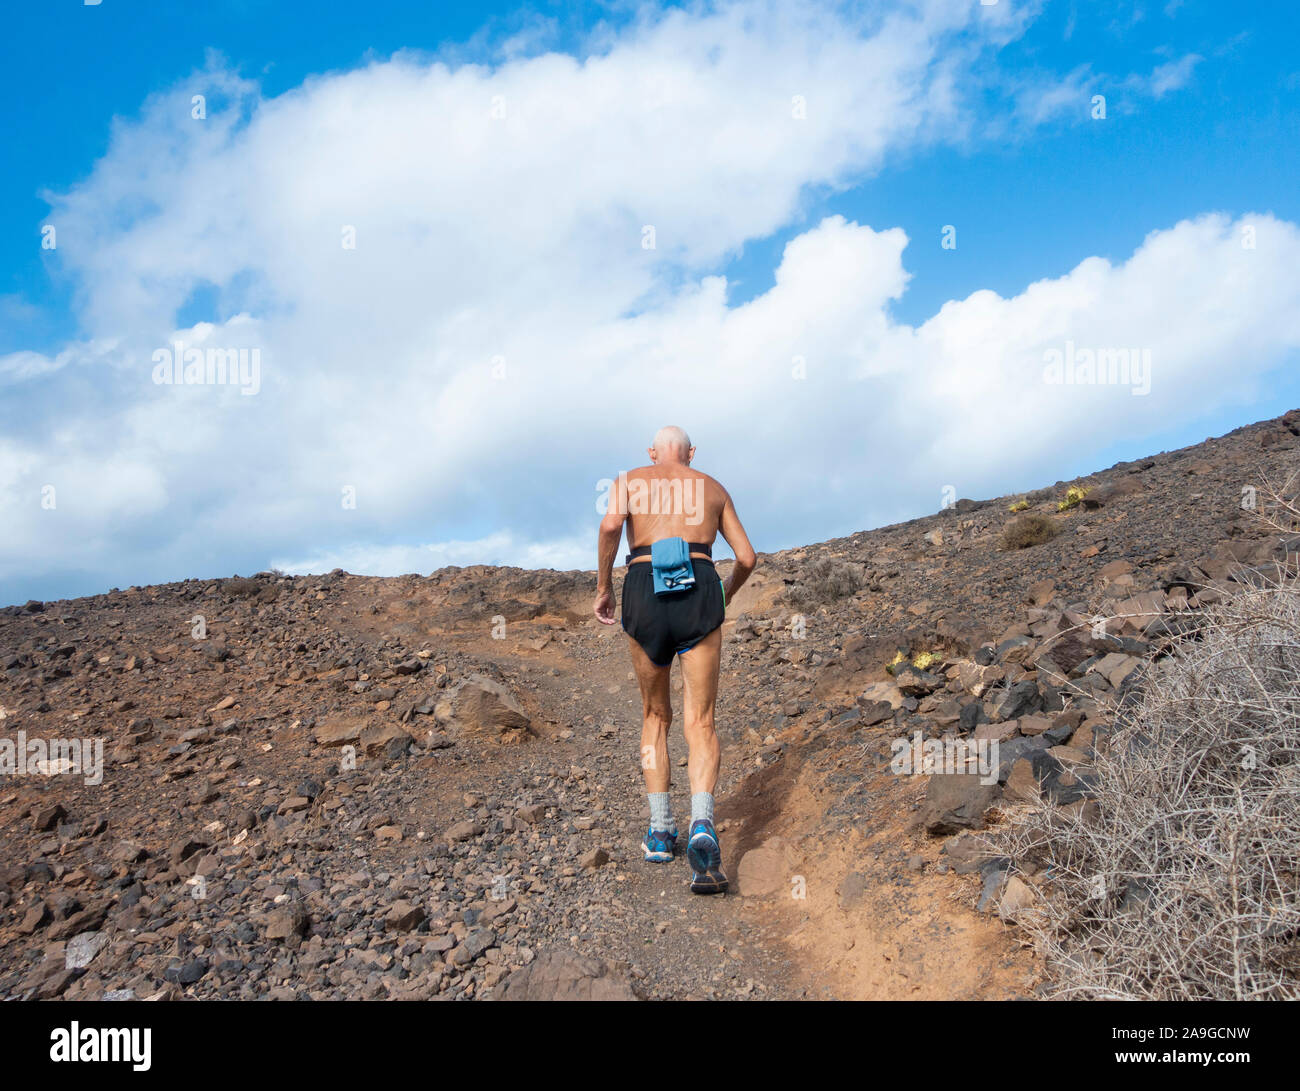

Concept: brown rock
[[1048, 745, 1091, 766], [21, 958, 78, 999], [1070, 723, 1095, 750], [264, 906, 308, 941], [494, 949, 639, 1001], [32, 803, 67, 832], [360, 722, 415, 755], [1091, 652, 1143, 689], [1017, 714, 1052, 736], [998, 875, 1038, 921], [578, 847, 610, 870], [445, 820, 483, 842], [312, 716, 364, 746], [19, 903, 51, 934], [385, 900, 427, 931], [1098, 559, 1134, 582], [737, 843, 788, 897], [1044, 630, 1114, 675], [920, 774, 1001, 835], [1112, 591, 1165, 635], [1004, 758, 1042, 804], [973, 720, 1020, 743], [443, 675, 533, 740], [1025, 579, 1056, 607]]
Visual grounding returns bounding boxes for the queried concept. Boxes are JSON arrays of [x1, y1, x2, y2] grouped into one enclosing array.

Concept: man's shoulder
[[692, 469, 727, 495], [622, 464, 716, 480], [619, 465, 727, 497]]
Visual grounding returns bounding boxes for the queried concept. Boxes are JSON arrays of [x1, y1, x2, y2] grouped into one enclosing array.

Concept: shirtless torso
[[618, 463, 737, 564]]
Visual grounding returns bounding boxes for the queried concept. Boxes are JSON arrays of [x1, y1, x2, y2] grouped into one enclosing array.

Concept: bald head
[[650, 425, 693, 465]]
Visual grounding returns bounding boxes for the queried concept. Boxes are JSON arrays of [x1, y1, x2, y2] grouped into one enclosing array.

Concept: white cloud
[[0, 0, 1284, 600], [1012, 63, 1099, 125], [1131, 52, 1202, 98], [1009, 50, 1202, 126]]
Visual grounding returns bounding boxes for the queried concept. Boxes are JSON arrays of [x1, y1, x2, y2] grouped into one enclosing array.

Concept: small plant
[[1008, 499, 1030, 513], [887, 649, 940, 674], [1000, 513, 1059, 550], [1056, 485, 1089, 512]]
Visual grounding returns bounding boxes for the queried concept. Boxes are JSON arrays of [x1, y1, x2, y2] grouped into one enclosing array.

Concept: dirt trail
[[355, 571, 1037, 999]]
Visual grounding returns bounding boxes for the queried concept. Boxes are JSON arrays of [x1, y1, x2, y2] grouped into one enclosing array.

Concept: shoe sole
[[688, 831, 728, 893], [690, 867, 729, 895], [641, 842, 674, 863]]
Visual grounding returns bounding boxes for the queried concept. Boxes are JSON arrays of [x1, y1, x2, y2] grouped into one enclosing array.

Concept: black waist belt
[[626, 542, 712, 565]]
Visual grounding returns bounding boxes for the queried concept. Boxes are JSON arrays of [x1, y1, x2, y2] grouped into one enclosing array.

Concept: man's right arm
[[594, 487, 627, 625], [718, 491, 756, 604]]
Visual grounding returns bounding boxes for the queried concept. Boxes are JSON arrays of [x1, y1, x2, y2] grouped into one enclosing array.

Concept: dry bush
[[1000, 513, 1059, 550], [995, 580, 1300, 999], [1258, 468, 1300, 559], [782, 557, 864, 611], [223, 576, 278, 603]]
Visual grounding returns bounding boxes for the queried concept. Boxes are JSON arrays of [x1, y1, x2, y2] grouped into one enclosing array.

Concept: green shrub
[[1056, 485, 1089, 512], [886, 649, 941, 674]]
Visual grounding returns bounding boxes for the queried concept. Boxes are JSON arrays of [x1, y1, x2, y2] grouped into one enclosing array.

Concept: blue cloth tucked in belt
[[650, 537, 695, 595]]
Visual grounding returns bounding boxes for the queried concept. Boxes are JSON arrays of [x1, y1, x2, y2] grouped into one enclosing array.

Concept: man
[[594, 426, 757, 893]]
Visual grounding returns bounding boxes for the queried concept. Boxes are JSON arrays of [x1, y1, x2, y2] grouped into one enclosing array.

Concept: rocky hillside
[[2, 409, 1298, 1000]]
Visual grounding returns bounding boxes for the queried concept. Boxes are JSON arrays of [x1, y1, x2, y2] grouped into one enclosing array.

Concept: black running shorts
[[621, 558, 725, 667]]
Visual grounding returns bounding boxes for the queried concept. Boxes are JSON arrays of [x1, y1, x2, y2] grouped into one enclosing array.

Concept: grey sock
[[648, 792, 674, 832], [691, 792, 714, 825]]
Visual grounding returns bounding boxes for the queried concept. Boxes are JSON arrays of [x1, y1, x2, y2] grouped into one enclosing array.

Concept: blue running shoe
[[642, 825, 678, 863], [687, 819, 729, 894]]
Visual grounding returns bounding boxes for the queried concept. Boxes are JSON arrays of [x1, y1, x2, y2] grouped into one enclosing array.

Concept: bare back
[[620, 464, 725, 550]]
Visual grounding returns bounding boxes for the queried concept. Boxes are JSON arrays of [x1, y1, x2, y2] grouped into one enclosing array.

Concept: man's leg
[[678, 626, 721, 797], [627, 637, 676, 857], [678, 627, 728, 893]]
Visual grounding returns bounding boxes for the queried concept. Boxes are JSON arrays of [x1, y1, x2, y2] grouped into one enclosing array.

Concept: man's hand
[[594, 588, 618, 625]]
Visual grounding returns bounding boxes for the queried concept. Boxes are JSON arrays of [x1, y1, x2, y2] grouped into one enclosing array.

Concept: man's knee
[[642, 704, 672, 733], [683, 707, 715, 734]]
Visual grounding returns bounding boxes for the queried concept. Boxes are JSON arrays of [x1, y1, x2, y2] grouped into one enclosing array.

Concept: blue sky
[[2, 1, 1299, 605]]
